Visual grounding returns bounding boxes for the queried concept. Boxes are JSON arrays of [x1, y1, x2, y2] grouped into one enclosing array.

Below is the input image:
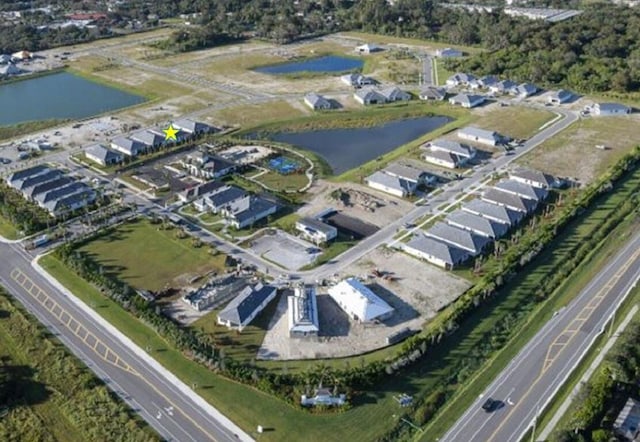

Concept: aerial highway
[[441, 230, 640, 442], [0, 239, 252, 442]]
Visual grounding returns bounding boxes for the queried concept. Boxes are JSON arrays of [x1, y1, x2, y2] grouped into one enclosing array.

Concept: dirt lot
[[298, 180, 414, 229], [517, 114, 640, 185], [258, 247, 470, 359], [217, 145, 274, 165]]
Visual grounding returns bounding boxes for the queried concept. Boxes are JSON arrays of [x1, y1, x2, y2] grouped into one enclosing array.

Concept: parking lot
[[247, 229, 320, 270]]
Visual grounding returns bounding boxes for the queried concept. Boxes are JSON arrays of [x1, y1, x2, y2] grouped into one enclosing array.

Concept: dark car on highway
[[482, 398, 499, 412]]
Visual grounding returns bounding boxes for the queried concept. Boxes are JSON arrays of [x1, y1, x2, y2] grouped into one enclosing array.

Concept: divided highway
[[442, 230, 640, 442], [0, 241, 252, 442]]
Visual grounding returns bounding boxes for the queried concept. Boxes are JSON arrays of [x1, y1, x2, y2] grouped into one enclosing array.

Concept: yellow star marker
[[163, 123, 179, 142]]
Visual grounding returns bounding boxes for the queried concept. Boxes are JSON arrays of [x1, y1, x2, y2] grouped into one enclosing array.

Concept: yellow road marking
[[9, 267, 222, 441], [488, 248, 640, 441]]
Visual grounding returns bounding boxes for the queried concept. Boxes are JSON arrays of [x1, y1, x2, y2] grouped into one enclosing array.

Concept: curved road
[[441, 230, 640, 442]]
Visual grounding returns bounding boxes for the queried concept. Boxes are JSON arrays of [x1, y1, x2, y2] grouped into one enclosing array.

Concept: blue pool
[[253, 55, 364, 75]]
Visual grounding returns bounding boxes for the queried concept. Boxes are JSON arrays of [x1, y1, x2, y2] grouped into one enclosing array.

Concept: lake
[[263, 116, 452, 175], [0, 71, 146, 127], [254, 55, 364, 75]]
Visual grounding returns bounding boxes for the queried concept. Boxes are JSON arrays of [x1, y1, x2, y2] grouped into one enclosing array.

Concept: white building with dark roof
[[446, 210, 509, 239], [328, 278, 394, 323], [403, 234, 470, 270], [493, 179, 549, 201], [462, 199, 523, 226], [220, 195, 278, 229], [296, 217, 337, 244], [422, 139, 476, 168], [304, 93, 332, 110], [592, 102, 631, 116], [509, 168, 562, 189], [341, 73, 374, 87], [449, 93, 485, 108], [173, 118, 216, 135], [489, 79, 517, 94], [482, 188, 537, 213], [457, 126, 503, 146], [85, 144, 124, 166], [354, 87, 386, 105], [425, 222, 491, 256], [217, 283, 277, 332], [356, 43, 382, 54], [548, 89, 573, 105], [436, 48, 463, 58], [613, 397, 640, 442], [366, 163, 435, 197], [446, 72, 476, 87], [378, 86, 411, 102], [513, 82, 538, 97], [288, 285, 320, 338], [419, 86, 447, 101]]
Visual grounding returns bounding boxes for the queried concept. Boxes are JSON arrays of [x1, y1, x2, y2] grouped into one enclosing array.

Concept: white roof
[[328, 278, 394, 322], [288, 286, 320, 334]]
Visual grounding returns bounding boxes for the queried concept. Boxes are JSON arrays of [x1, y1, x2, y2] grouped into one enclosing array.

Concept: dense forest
[[1, 1, 639, 93]]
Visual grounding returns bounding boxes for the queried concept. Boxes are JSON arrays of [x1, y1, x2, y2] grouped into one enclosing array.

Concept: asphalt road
[[441, 230, 640, 442], [0, 241, 252, 442]]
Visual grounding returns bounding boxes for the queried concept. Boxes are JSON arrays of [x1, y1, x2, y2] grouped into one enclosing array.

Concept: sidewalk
[[537, 304, 639, 441]]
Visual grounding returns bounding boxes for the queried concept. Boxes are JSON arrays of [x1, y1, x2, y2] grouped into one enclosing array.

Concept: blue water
[[0, 71, 146, 126], [260, 116, 452, 175], [254, 55, 364, 75]]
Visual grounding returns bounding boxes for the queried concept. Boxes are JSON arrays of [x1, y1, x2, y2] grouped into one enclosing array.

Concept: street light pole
[[531, 405, 540, 442]]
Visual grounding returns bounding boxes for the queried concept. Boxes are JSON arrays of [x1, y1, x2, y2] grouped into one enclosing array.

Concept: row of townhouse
[[403, 168, 562, 269], [6, 165, 96, 216], [84, 118, 218, 166]]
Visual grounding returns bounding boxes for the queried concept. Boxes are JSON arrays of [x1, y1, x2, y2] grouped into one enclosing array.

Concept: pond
[[261, 116, 452, 175], [253, 55, 364, 75], [0, 71, 146, 127]]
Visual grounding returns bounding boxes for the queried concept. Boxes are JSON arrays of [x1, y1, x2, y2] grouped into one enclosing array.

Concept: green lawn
[[300, 234, 359, 270], [77, 219, 227, 292], [0, 290, 156, 442], [433, 58, 452, 86], [254, 172, 310, 192], [191, 293, 282, 363], [472, 106, 556, 140], [0, 215, 20, 240]]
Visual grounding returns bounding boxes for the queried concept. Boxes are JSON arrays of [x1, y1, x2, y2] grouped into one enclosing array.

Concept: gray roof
[[419, 86, 446, 100], [425, 221, 491, 254], [449, 93, 485, 107], [446, 210, 508, 239], [494, 179, 548, 201], [130, 130, 165, 147], [204, 185, 247, 209], [428, 139, 475, 158], [111, 136, 145, 155], [354, 87, 385, 102], [378, 86, 410, 100], [24, 176, 73, 198], [180, 180, 225, 200], [458, 126, 501, 143], [366, 171, 415, 194], [227, 196, 277, 224], [405, 234, 470, 266], [551, 89, 573, 101], [510, 168, 558, 188], [595, 102, 631, 113], [15, 169, 62, 191], [297, 217, 337, 236], [217, 283, 276, 326], [304, 92, 331, 108], [85, 144, 123, 163], [173, 118, 215, 134], [613, 397, 640, 441], [35, 182, 88, 204], [482, 188, 537, 213], [491, 79, 517, 91], [7, 165, 50, 185], [479, 75, 499, 87], [448, 72, 476, 84], [43, 188, 96, 213], [462, 199, 523, 226], [383, 163, 429, 182], [515, 82, 537, 95], [423, 149, 460, 166]]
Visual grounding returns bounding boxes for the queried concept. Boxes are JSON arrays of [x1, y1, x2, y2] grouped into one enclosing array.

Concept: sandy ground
[[258, 247, 470, 359], [297, 181, 415, 229]]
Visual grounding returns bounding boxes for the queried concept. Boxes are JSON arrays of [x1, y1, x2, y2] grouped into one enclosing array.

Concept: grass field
[[517, 116, 640, 184], [215, 100, 305, 127], [77, 219, 227, 292], [420, 168, 640, 441], [0, 215, 20, 240], [0, 290, 156, 441], [254, 171, 310, 192], [191, 293, 281, 363], [472, 106, 556, 139], [433, 58, 453, 86]]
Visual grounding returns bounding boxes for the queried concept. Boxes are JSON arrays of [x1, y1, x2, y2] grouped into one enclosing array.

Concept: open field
[[253, 171, 310, 192], [0, 290, 156, 442], [77, 219, 227, 292], [471, 105, 556, 139], [517, 115, 640, 184], [421, 167, 640, 440], [214, 100, 305, 127], [337, 32, 484, 54], [0, 215, 20, 240], [434, 58, 453, 86]]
